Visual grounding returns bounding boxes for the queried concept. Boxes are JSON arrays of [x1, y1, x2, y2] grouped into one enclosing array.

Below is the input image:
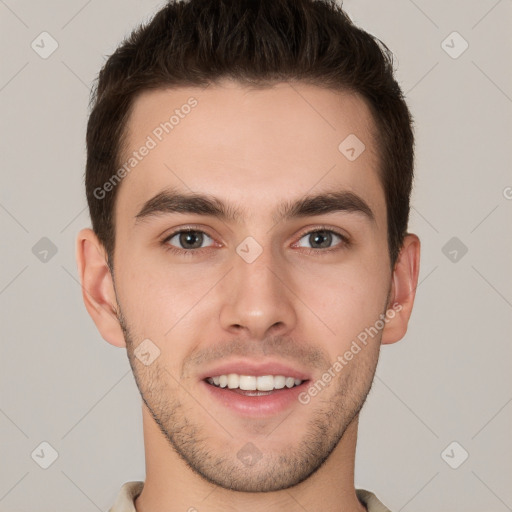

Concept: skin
[[76, 80, 420, 512]]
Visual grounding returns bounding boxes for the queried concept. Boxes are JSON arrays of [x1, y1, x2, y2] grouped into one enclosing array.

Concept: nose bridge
[[219, 237, 296, 338]]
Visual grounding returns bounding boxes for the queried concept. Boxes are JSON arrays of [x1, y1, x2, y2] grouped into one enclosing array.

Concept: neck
[[135, 405, 367, 512]]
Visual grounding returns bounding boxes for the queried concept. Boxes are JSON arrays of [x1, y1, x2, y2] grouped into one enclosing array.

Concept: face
[[111, 80, 393, 492]]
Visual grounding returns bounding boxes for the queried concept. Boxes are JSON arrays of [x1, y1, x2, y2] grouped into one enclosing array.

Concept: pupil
[[180, 231, 202, 249], [311, 230, 331, 249]]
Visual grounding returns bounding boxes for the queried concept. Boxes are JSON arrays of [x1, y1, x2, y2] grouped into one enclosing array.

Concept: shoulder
[[109, 481, 144, 512], [356, 488, 393, 512]]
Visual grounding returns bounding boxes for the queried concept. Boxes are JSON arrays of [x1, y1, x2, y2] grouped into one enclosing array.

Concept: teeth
[[227, 373, 239, 389], [206, 374, 304, 391], [239, 375, 257, 390], [257, 375, 274, 391], [273, 375, 286, 389]]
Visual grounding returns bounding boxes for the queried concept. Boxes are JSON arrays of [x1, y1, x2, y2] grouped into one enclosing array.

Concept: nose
[[219, 242, 297, 340]]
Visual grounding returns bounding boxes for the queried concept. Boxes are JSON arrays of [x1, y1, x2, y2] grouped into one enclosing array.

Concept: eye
[[163, 229, 215, 252], [295, 228, 349, 251]]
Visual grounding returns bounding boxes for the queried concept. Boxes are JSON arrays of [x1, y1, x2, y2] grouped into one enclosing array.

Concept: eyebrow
[[134, 187, 375, 226]]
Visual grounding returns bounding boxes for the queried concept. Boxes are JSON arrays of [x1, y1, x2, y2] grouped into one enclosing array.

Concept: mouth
[[201, 373, 311, 417], [205, 374, 305, 395]]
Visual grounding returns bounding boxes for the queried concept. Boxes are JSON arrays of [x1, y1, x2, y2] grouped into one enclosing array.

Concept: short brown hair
[[85, 0, 414, 270]]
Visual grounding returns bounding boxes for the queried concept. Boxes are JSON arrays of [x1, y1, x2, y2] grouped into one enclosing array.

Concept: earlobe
[[75, 228, 127, 348], [381, 233, 421, 345]]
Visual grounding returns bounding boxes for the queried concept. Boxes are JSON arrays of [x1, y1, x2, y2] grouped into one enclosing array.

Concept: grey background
[[1, 0, 511, 510]]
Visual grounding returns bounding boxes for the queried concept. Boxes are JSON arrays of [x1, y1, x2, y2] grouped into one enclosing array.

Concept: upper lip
[[198, 359, 311, 381]]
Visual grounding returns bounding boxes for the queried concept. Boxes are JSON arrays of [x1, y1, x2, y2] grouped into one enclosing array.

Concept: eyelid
[[162, 224, 216, 240], [293, 224, 349, 242]]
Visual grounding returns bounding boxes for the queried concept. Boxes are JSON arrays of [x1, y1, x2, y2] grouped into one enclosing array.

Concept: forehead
[[115, 80, 385, 227]]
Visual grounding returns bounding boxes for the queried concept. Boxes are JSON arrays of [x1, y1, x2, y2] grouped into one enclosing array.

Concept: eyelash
[[160, 225, 350, 257]]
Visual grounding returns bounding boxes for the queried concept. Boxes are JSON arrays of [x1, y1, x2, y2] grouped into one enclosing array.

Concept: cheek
[[293, 260, 389, 346], [116, 254, 221, 342]]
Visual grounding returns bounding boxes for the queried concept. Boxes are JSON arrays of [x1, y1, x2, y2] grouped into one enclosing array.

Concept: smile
[[206, 374, 304, 391], [202, 374, 311, 416]]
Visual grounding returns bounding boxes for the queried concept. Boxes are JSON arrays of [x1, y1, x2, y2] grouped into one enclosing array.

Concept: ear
[[75, 228, 126, 348], [381, 233, 421, 345]]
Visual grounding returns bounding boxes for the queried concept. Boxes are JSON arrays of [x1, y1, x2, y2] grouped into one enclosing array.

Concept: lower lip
[[201, 380, 310, 417]]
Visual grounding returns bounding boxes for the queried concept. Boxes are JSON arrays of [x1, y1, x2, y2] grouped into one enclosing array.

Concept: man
[[76, 0, 420, 510]]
